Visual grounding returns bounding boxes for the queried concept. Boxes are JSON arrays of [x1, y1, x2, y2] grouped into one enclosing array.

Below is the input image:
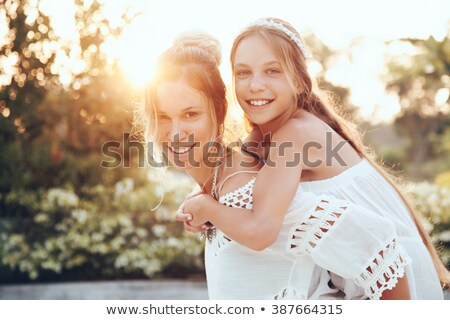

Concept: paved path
[[0, 280, 208, 300], [0, 280, 448, 300]]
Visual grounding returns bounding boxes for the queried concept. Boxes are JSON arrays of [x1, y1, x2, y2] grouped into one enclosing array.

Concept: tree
[[0, 0, 142, 197], [385, 33, 450, 179], [304, 32, 359, 121], [0, 0, 58, 192]]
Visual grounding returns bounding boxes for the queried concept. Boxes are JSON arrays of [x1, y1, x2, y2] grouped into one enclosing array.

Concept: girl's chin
[[246, 116, 268, 126]]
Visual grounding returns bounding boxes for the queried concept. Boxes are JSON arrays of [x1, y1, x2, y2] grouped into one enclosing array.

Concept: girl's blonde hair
[[230, 17, 450, 287]]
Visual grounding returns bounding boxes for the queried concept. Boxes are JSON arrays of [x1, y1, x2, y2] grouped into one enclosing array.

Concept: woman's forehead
[[156, 80, 208, 112]]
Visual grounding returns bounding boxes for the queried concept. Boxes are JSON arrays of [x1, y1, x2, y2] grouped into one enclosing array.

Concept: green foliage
[[1, 0, 58, 192], [408, 182, 450, 266], [0, 172, 204, 283], [385, 33, 450, 179], [0, 0, 146, 223], [435, 171, 450, 187]]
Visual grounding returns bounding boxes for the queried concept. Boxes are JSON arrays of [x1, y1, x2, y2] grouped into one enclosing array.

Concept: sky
[[5, 0, 450, 122]]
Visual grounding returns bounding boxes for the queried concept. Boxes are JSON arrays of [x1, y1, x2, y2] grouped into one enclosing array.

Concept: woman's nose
[[169, 123, 187, 141]]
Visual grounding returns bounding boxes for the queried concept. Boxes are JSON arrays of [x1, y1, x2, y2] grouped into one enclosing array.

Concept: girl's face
[[156, 79, 215, 171], [233, 34, 296, 130]]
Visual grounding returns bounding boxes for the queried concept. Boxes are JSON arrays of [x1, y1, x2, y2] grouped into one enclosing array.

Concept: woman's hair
[[142, 33, 228, 166], [230, 17, 450, 287]]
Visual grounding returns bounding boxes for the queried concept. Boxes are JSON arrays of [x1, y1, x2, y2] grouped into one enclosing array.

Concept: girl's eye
[[267, 68, 280, 75], [186, 111, 199, 118]]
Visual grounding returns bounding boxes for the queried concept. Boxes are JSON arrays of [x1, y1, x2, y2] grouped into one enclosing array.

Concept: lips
[[245, 99, 274, 108], [168, 145, 195, 155]]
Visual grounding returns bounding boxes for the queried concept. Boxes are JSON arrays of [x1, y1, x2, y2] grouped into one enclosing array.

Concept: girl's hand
[[175, 187, 207, 233], [176, 204, 207, 233], [183, 193, 215, 227], [177, 186, 203, 213]]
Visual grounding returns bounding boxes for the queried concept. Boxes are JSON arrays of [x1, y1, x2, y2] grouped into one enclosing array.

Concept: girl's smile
[[246, 99, 275, 109]]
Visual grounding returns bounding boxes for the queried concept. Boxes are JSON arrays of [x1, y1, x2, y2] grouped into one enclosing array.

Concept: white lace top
[[204, 160, 443, 300]]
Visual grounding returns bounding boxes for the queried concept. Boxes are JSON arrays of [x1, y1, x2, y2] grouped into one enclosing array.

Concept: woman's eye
[[157, 114, 169, 121], [186, 111, 199, 118]]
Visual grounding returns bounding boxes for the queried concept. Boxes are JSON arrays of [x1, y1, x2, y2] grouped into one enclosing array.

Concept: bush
[[408, 182, 450, 266], [3, 174, 448, 283], [0, 171, 204, 283], [435, 171, 450, 187]]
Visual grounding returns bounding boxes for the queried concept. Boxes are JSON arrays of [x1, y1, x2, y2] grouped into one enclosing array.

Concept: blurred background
[[0, 0, 449, 298]]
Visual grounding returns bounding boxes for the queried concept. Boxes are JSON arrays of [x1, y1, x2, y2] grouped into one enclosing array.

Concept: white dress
[[204, 159, 443, 300]]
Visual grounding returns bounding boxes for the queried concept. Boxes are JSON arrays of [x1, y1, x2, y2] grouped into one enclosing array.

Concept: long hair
[[230, 17, 450, 287]]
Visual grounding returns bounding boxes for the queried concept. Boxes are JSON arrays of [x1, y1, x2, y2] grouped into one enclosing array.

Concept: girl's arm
[[184, 120, 306, 250]]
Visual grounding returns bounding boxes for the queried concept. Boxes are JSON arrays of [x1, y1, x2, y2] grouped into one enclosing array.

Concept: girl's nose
[[249, 74, 266, 92]]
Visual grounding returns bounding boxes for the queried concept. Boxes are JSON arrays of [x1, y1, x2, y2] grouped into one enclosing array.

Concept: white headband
[[251, 19, 312, 59]]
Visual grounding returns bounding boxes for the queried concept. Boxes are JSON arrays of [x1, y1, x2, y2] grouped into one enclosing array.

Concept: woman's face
[[233, 34, 296, 128], [155, 79, 215, 171]]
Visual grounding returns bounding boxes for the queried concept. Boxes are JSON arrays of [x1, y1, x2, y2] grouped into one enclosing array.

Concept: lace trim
[[355, 238, 411, 300], [219, 177, 255, 209], [287, 198, 348, 255], [211, 232, 232, 258], [210, 179, 255, 260]]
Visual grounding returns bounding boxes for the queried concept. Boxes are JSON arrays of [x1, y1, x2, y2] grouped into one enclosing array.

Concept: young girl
[[178, 18, 448, 299], [146, 32, 418, 300]]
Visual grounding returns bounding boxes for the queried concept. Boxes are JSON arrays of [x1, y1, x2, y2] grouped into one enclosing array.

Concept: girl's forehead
[[234, 34, 279, 65]]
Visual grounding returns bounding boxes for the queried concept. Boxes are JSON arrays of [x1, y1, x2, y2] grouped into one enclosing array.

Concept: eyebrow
[[157, 106, 203, 114], [234, 61, 281, 68]]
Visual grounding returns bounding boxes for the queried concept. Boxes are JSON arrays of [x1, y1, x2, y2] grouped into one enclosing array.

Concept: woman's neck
[[187, 164, 216, 194]]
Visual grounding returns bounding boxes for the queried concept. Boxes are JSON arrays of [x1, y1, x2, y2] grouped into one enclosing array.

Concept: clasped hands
[[176, 191, 215, 233]]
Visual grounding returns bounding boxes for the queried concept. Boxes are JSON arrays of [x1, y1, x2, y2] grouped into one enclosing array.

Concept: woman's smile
[[156, 79, 214, 169]]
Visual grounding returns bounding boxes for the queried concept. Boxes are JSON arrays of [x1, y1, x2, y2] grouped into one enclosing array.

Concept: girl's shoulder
[[225, 148, 262, 171], [273, 111, 329, 147]]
